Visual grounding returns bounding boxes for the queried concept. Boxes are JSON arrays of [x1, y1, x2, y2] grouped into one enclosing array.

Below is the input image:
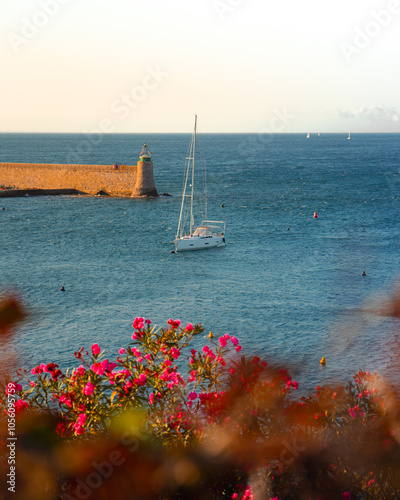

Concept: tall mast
[[189, 114, 197, 235]]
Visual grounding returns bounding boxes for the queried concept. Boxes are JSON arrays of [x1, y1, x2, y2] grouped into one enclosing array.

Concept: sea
[[1, 132, 400, 393]]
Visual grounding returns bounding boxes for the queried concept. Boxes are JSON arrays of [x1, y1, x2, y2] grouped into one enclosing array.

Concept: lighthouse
[[132, 143, 158, 197]]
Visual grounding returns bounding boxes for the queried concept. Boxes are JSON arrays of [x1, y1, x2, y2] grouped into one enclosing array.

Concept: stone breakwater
[[0, 161, 158, 198]]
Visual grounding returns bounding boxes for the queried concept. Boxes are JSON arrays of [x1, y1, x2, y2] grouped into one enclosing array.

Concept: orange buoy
[[313, 212, 318, 218], [320, 356, 326, 366]]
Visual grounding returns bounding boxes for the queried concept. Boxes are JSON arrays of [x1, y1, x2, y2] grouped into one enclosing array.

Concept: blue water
[[1, 132, 400, 392]]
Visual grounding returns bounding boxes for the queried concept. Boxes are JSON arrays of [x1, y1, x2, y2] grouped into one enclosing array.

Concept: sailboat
[[347, 132, 351, 140], [174, 115, 226, 252], [306, 132, 310, 139]]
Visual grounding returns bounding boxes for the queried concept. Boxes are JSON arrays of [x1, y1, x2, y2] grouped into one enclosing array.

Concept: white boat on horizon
[[174, 115, 226, 252], [306, 132, 310, 138], [347, 132, 351, 140]]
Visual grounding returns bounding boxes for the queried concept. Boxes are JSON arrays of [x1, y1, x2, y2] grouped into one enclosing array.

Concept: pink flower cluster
[[132, 317, 151, 338], [202, 345, 216, 361], [91, 359, 117, 376], [219, 334, 241, 352], [232, 485, 254, 499], [31, 362, 62, 380], [74, 413, 87, 435], [349, 405, 364, 419]]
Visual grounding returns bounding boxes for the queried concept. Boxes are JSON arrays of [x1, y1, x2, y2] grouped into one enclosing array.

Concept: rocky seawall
[[0, 161, 158, 197]]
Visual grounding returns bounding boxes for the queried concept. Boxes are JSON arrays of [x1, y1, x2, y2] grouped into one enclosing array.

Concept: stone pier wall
[[0, 162, 158, 197]]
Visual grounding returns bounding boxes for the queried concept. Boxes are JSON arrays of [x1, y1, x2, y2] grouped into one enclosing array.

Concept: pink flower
[[217, 356, 226, 366], [188, 391, 197, 401], [243, 486, 254, 500], [167, 318, 181, 329], [91, 343, 100, 356], [145, 354, 152, 362], [31, 366, 43, 376], [349, 405, 364, 419], [186, 323, 194, 332], [83, 381, 95, 396], [6, 383, 22, 395], [91, 362, 105, 376], [292, 381, 299, 390], [149, 393, 154, 405], [235, 345, 242, 353], [133, 317, 144, 330], [138, 373, 147, 386], [341, 493, 352, 499], [74, 415, 87, 435], [106, 362, 117, 372], [230, 336, 239, 346], [77, 413, 87, 426], [170, 347, 181, 360], [145, 319, 152, 325], [59, 393, 72, 407], [119, 348, 125, 355], [74, 424, 85, 435], [219, 336, 228, 348], [14, 400, 29, 413]]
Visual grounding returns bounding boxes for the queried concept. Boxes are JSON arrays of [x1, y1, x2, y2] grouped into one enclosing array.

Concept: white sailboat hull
[[175, 234, 225, 252]]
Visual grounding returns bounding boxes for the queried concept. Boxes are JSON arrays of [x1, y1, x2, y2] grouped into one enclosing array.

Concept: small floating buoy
[[320, 356, 326, 366], [361, 269, 367, 276], [313, 212, 318, 218]]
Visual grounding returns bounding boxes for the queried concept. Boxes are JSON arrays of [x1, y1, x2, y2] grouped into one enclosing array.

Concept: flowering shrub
[[1, 313, 400, 499]]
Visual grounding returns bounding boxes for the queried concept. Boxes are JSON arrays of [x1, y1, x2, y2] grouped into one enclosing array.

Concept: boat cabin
[[193, 226, 213, 237]]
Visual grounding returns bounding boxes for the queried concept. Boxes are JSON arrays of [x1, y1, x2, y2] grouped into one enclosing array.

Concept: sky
[[1, 0, 400, 133]]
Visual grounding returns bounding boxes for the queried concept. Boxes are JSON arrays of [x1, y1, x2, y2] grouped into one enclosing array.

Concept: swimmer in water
[[361, 269, 366, 276]]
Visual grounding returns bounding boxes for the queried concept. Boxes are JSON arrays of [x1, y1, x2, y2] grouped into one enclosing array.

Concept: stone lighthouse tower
[[132, 143, 158, 197]]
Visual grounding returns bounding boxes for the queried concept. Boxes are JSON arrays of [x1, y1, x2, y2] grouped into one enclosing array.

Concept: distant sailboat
[[306, 132, 310, 139], [347, 132, 351, 140]]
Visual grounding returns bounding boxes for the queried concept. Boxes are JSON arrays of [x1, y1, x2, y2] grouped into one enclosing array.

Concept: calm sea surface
[[1, 132, 400, 391]]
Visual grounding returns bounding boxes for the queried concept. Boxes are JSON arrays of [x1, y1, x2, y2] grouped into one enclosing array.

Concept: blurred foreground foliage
[[1, 296, 400, 499]]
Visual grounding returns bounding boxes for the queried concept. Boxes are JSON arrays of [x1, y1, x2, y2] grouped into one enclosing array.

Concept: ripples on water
[[1, 132, 400, 392]]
